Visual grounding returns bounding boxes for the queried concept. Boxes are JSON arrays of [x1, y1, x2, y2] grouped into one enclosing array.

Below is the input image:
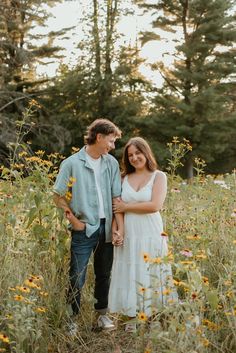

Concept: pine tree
[[135, 0, 236, 176], [0, 0, 70, 160]]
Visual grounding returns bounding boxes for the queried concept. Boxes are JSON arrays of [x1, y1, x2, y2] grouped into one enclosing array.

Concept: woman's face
[[127, 144, 147, 170]]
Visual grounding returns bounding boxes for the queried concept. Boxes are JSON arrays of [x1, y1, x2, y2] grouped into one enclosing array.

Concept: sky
[[37, 0, 180, 87]]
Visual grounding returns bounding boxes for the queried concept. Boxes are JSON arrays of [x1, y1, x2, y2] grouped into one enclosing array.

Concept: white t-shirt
[[86, 153, 105, 219]]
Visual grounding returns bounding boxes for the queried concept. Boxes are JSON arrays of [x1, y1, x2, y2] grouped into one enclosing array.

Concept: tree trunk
[[186, 155, 194, 181]]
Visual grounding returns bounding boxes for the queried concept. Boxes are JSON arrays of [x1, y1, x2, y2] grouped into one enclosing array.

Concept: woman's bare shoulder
[[154, 170, 167, 182]]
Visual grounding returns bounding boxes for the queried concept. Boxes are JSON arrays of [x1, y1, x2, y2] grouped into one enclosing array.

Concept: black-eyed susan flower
[[5, 314, 12, 319], [202, 319, 219, 331], [171, 188, 180, 193], [173, 279, 187, 287], [191, 292, 197, 300], [24, 278, 38, 288], [202, 277, 209, 285], [39, 291, 48, 297], [162, 288, 172, 296], [195, 253, 207, 260], [201, 338, 210, 347], [33, 275, 43, 282], [35, 307, 47, 313], [138, 312, 147, 322], [144, 349, 151, 353], [16, 286, 30, 293], [14, 294, 24, 301], [0, 334, 9, 344], [180, 260, 194, 265], [143, 252, 150, 263], [35, 150, 45, 156], [139, 287, 146, 293], [152, 257, 162, 264], [71, 147, 80, 154], [65, 191, 72, 201], [186, 234, 201, 240]]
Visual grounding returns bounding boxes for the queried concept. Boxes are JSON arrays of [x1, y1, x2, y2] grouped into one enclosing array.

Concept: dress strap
[[150, 170, 159, 185]]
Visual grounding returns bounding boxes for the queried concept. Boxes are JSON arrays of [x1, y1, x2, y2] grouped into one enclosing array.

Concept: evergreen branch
[[157, 69, 182, 95], [0, 93, 42, 112]]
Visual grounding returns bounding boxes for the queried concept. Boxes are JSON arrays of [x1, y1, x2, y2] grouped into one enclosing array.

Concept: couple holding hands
[[53, 119, 177, 333]]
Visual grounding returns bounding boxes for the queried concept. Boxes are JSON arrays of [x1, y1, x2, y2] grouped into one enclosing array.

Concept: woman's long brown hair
[[121, 137, 158, 176]]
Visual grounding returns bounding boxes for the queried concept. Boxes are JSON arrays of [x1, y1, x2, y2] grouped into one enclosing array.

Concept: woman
[[109, 137, 177, 331]]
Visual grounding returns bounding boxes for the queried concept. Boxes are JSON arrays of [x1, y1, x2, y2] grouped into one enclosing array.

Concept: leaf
[[27, 207, 38, 227], [206, 290, 219, 310], [34, 194, 42, 208], [139, 31, 161, 46]]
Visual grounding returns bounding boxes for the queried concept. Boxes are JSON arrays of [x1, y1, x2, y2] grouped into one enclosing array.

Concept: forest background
[[0, 0, 236, 177]]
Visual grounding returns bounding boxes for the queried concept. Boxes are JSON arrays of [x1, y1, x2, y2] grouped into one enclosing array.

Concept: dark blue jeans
[[69, 219, 113, 315]]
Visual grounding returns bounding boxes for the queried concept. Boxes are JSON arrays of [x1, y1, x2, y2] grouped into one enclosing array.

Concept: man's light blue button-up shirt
[[53, 147, 121, 242]]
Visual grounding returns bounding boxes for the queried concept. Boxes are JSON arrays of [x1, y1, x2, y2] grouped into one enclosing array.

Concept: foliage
[[0, 132, 236, 352], [0, 0, 71, 161], [135, 0, 236, 176]]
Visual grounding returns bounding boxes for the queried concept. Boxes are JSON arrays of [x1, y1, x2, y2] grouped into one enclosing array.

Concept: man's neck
[[85, 145, 101, 159]]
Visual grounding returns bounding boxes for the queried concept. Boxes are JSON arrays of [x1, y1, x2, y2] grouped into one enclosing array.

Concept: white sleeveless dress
[[108, 171, 178, 317]]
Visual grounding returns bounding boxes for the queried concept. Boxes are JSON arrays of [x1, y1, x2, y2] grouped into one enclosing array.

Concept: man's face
[[96, 133, 117, 155]]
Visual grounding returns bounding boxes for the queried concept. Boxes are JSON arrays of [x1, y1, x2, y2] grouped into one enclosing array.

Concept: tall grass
[[0, 122, 235, 352]]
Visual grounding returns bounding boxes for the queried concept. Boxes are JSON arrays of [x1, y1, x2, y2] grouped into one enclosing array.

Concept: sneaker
[[97, 314, 116, 330], [67, 321, 78, 336], [125, 322, 136, 333]]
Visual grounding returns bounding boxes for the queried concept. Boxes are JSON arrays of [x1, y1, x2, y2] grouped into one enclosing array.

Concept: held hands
[[113, 198, 127, 213], [112, 230, 124, 247], [65, 210, 85, 231]]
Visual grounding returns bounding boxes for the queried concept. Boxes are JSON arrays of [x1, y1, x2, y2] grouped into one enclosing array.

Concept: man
[[53, 119, 123, 332]]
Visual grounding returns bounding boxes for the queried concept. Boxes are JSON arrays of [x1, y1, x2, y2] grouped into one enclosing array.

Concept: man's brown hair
[[84, 119, 122, 145]]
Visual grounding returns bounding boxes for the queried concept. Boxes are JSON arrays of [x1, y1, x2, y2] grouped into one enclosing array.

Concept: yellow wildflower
[[202, 277, 209, 285], [186, 234, 201, 240], [152, 257, 162, 264], [143, 253, 150, 263], [138, 312, 147, 322], [144, 349, 151, 353], [139, 287, 146, 293], [195, 253, 207, 260], [35, 150, 45, 156], [16, 286, 30, 293], [24, 278, 38, 288], [0, 333, 9, 344], [162, 288, 172, 296], [69, 177, 76, 183], [14, 294, 24, 301], [39, 291, 48, 297], [35, 307, 47, 313], [180, 260, 194, 265], [65, 191, 72, 201], [8, 287, 16, 291], [201, 338, 210, 347], [71, 147, 80, 154]]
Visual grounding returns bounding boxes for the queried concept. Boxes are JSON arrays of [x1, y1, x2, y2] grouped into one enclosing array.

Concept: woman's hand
[[112, 230, 124, 246], [113, 198, 127, 213]]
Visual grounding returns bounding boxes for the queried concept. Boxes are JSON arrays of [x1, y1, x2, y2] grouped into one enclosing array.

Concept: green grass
[[0, 150, 235, 353]]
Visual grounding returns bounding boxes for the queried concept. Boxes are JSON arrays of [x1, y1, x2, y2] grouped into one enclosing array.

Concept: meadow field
[[0, 142, 235, 353]]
